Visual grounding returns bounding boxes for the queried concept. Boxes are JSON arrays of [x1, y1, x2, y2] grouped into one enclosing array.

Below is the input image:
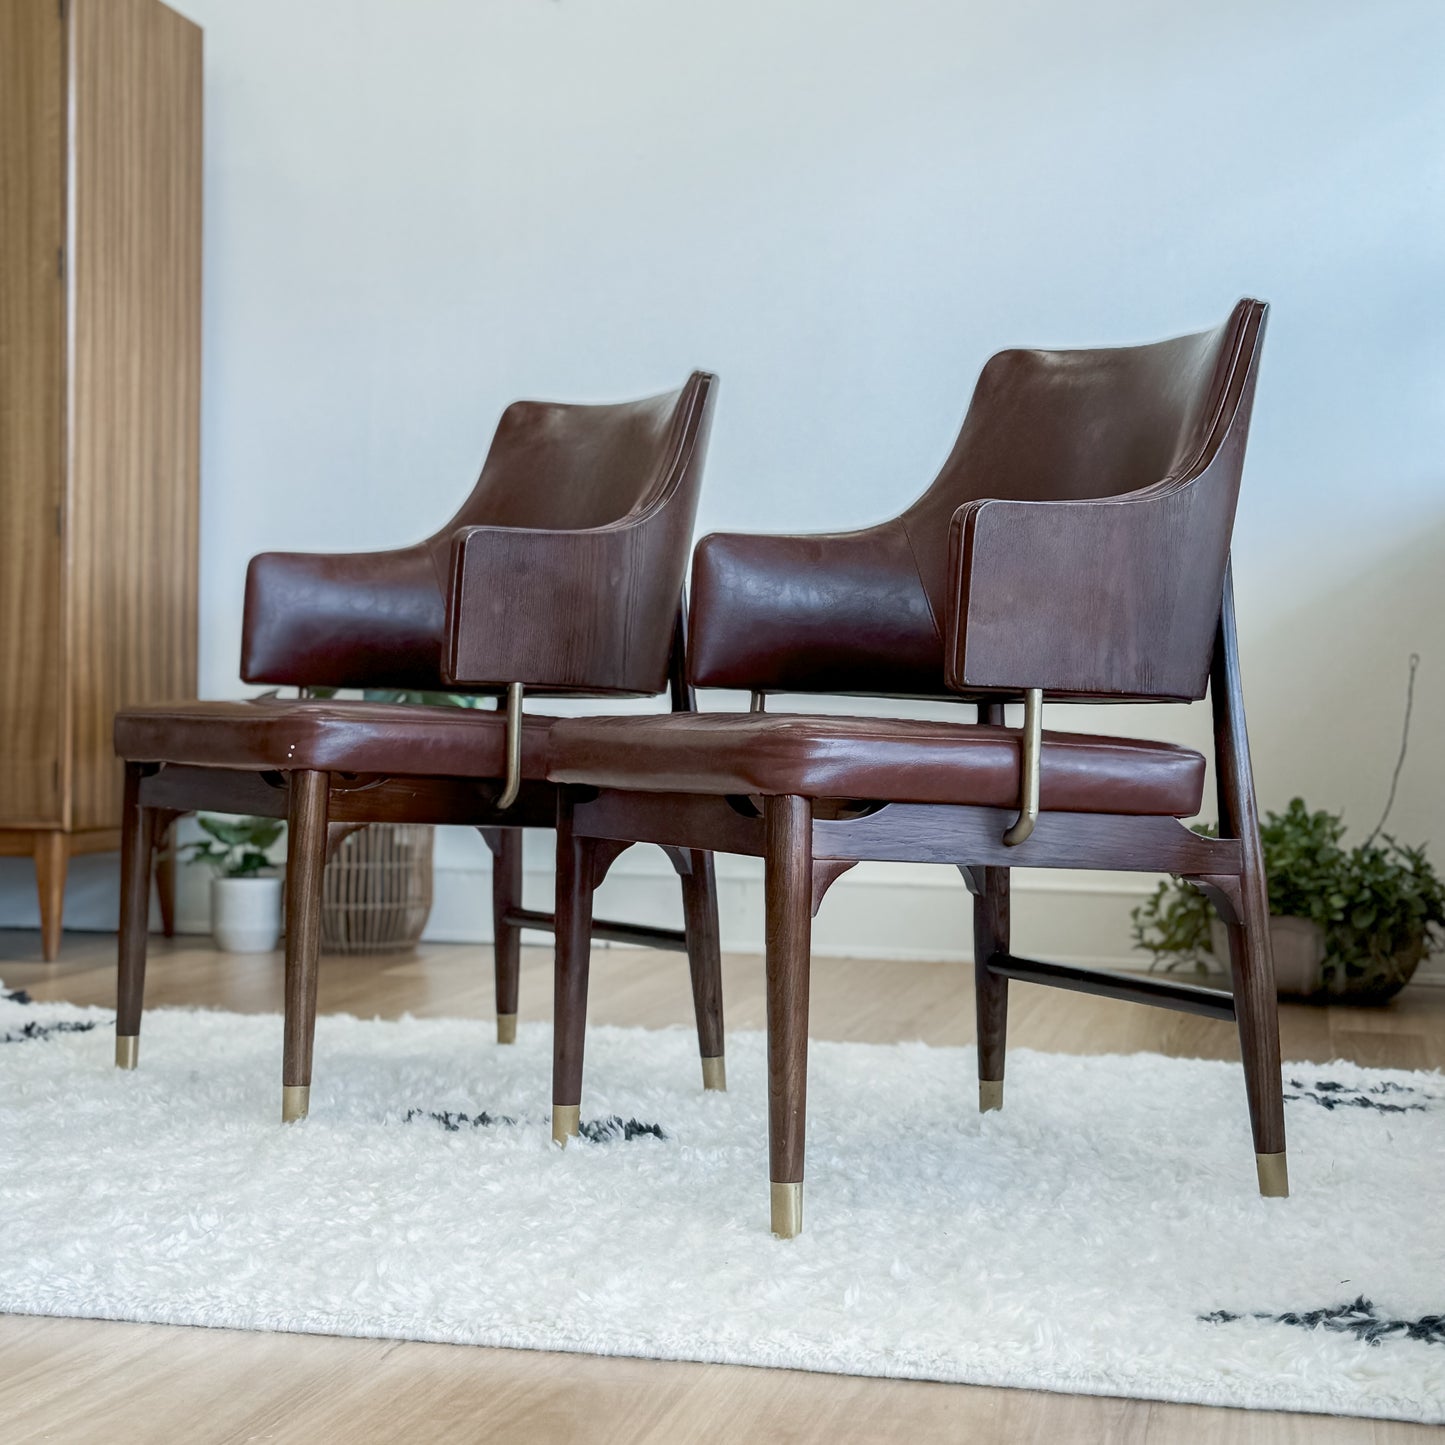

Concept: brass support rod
[[496, 681, 524, 809], [1002, 688, 1042, 846]]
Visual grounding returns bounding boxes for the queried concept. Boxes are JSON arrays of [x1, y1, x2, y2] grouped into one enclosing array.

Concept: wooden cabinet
[[0, 0, 201, 958]]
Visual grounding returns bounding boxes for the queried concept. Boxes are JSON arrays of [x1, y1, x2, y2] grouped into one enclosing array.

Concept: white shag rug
[[1, 984, 1443, 1424]]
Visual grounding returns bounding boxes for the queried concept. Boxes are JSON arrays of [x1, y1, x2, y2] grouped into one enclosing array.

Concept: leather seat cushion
[[547, 712, 1205, 816], [114, 699, 552, 779]]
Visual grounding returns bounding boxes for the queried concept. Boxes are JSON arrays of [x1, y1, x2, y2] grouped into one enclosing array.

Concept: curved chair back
[[242, 373, 715, 696], [442, 374, 716, 696], [689, 303, 1265, 701], [907, 303, 1261, 629], [432, 389, 701, 548], [944, 301, 1267, 701]]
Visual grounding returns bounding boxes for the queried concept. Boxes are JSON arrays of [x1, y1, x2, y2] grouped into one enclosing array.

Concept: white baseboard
[[425, 855, 1171, 971], [426, 852, 1445, 987], [13, 836, 1444, 989]]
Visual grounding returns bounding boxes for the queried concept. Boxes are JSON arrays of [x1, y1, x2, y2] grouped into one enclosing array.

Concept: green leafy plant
[[1130, 825, 1217, 968], [181, 815, 285, 879], [1135, 656, 1444, 999], [1133, 803, 1445, 998]]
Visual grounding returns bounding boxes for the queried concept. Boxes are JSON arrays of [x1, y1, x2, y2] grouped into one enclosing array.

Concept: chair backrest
[[908, 303, 1259, 632], [426, 385, 706, 569], [688, 302, 1264, 701], [441, 373, 717, 696], [240, 373, 714, 696]]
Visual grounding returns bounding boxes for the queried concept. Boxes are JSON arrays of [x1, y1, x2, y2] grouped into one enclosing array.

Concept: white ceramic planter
[[211, 875, 283, 954]]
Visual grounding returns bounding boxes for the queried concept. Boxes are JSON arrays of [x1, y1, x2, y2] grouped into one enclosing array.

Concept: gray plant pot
[[1209, 915, 1423, 1002]]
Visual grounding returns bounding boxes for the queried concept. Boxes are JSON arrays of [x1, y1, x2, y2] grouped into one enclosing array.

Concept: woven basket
[[321, 823, 434, 954]]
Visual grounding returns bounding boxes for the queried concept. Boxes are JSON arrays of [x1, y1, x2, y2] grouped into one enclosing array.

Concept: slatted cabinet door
[[0, 0, 201, 958], [67, 0, 202, 834], [0, 0, 67, 831]]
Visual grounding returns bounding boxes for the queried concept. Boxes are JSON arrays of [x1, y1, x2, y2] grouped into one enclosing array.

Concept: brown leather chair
[[546, 303, 1284, 1237], [114, 373, 726, 1120]]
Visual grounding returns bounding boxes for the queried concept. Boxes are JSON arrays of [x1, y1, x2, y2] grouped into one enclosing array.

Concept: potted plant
[[182, 815, 286, 953], [1132, 801, 1445, 1001], [1134, 656, 1444, 1002]]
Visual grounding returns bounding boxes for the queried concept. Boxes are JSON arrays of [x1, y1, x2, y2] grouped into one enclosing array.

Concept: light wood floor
[[2, 928, 1442, 1445]]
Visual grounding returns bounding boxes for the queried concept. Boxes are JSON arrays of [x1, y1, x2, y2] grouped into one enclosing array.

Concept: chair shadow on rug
[[546, 300, 1287, 1236], [113, 373, 727, 1120]]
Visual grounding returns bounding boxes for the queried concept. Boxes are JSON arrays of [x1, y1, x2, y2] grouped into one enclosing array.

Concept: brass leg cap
[[701, 1055, 727, 1092], [770, 1181, 803, 1239], [281, 1085, 310, 1123], [1256, 1151, 1289, 1198], [552, 1104, 580, 1146], [496, 1013, 517, 1045], [115, 1035, 139, 1070], [979, 1079, 1004, 1113]]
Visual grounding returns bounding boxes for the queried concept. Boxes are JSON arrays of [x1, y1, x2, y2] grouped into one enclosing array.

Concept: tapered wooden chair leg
[[282, 771, 330, 1123], [482, 828, 522, 1044], [553, 800, 595, 1147], [153, 812, 181, 939], [1211, 576, 1288, 1197], [116, 765, 153, 1069], [764, 796, 812, 1238], [1224, 861, 1288, 1197], [972, 867, 1010, 1112], [678, 849, 726, 1090]]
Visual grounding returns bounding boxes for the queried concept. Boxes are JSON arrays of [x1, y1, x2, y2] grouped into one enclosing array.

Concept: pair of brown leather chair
[[116, 301, 1284, 1244], [114, 375, 728, 1118], [543, 300, 1286, 1237]]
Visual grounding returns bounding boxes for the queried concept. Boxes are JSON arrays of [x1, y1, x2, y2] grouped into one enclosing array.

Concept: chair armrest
[[443, 521, 684, 695], [688, 522, 944, 694], [945, 484, 1232, 701], [241, 545, 446, 689]]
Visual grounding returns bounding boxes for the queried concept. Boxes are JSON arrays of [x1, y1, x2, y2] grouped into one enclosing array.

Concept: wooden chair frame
[[552, 574, 1284, 1236], [115, 371, 726, 1119], [116, 625, 726, 1114]]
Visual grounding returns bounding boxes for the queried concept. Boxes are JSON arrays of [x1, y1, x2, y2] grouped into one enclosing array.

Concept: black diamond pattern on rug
[[1284, 1078, 1437, 1113], [402, 1109, 666, 1142], [1203, 1296, 1445, 1347], [0, 987, 103, 1045]]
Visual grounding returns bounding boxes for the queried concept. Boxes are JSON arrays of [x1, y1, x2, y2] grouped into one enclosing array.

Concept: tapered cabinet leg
[[482, 827, 522, 1044], [552, 798, 594, 1147], [34, 832, 68, 963], [1223, 860, 1288, 1196], [971, 867, 1010, 1113], [677, 849, 726, 1090], [765, 796, 812, 1238], [282, 771, 330, 1123], [116, 765, 154, 1068]]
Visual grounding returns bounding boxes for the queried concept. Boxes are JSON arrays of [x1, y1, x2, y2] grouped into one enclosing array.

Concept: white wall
[[5, 0, 1444, 977]]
